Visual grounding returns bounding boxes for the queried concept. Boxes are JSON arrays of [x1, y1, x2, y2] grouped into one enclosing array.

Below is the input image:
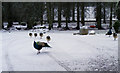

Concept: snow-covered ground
[[1, 29, 118, 71]]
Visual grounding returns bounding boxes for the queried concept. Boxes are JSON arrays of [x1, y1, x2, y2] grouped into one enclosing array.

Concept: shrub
[[113, 20, 120, 33]]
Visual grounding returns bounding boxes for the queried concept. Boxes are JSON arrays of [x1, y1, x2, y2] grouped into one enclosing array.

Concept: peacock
[[113, 33, 117, 40], [106, 28, 112, 37], [33, 41, 51, 54], [46, 36, 51, 42]]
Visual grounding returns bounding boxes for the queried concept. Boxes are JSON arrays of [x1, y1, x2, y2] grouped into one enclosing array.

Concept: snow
[[89, 30, 95, 35], [13, 22, 19, 25], [12, 25, 27, 28], [3, 22, 8, 28], [80, 26, 88, 29], [34, 25, 46, 28], [1, 29, 118, 71]]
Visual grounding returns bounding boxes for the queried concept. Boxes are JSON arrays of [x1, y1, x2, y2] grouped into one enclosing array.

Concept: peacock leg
[[37, 50, 40, 55]]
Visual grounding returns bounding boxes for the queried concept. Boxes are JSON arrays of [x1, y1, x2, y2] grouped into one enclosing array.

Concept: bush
[[113, 20, 120, 33], [27, 25, 32, 29], [16, 27, 21, 30], [33, 22, 37, 26], [116, 1, 120, 20], [2, 24, 4, 29], [21, 22, 26, 26]]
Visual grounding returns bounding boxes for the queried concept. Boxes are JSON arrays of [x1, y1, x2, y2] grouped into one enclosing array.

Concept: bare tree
[[76, 2, 80, 30], [57, 3, 61, 28]]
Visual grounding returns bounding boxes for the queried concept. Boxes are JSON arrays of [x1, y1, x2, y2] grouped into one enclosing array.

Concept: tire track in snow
[[46, 33, 85, 71], [47, 53, 72, 71], [48, 33, 118, 71], [4, 53, 14, 71], [45, 33, 87, 71], [2, 32, 23, 71], [46, 48, 87, 71], [2, 35, 16, 71], [3, 33, 30, 71], [72, 34, 118, 71]]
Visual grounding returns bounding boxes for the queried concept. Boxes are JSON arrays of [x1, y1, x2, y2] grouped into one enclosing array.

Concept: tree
[[62, 3, 70, 30], [109, 3, 113, 28], [72, 2, 75, 22], [47, 3, 53, 30], [52, 3, 54, 23], [76, 2, 80, 30], [2, 2, 13, 28], [7, 3, 13, 28], [116, 1, 120, 20], [102, 3, 106, 24], [96, 2, 102, 29], [65, 4, 69, 30], [39, 3, 44, 25], [57, 3, 62, 28], [81, 3, 85, 26], [103, 6, 106, 24]]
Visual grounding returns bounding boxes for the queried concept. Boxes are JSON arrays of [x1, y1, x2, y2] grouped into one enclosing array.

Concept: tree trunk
[[47, 3, 53, 30], [65, 6, 69, 30], [58, 3, 61, 28], [7, 3, 13, 28], [81, 3, 85, 26], [117, 1, 120, 20], [41, 14, 43, 25], [103, 6, 106, 24], [76, 3, 80, 30], [7, 21, 13, 28], [96, 3, 102, 29], [52, 3, 54, 23], [110, 3, 113, 28], [40, 4, 44, 25], [65, 3, 70, 30], [27, 19, 33, 29], [65, 15, 69, 29], [72, 3, 75, 22], [47, 3, 49, 23], [51, 3, 53, 29]]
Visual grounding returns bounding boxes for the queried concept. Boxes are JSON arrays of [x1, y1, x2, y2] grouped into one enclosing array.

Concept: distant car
[[90, 24, 96, 28]]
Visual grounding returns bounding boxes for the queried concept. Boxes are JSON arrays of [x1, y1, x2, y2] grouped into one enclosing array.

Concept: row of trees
[[2, 2, 119, 30]]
